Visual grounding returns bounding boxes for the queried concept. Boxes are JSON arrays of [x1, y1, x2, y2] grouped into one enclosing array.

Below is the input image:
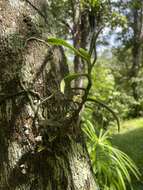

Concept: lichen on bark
[[0, 0, 99, 190]]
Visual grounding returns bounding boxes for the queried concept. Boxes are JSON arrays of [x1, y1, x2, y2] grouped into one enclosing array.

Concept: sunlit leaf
[[47, 38, 91, 62], [60, 79, 65, 94], [82, 121, 141, 190], [60, 73, 89, 93]]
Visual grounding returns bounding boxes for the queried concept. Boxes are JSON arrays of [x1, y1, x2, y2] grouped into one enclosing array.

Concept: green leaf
[[87, 97, 120, 131], [64, 73, 89, 82], [60, 79, 65, 94], [79, 48, 91, 61], [47, 38, 91, 62], [60, 73, 89, 93], [82, 115, 140, 190]]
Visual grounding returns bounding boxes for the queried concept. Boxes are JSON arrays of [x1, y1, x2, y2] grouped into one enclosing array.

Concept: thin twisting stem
[[24, 37, 51, 48]]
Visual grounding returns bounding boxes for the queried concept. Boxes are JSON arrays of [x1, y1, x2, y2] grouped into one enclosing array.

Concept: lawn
[[111, 118, 143, 189]]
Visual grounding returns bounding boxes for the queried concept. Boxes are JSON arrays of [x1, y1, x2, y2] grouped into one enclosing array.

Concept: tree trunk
[[71, 0, 89, 88], [0, 1, 99, 190], [128, 1, 143, 116]]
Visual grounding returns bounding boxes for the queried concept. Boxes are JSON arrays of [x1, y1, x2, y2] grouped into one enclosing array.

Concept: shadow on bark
[[3, 135, 76, 190]]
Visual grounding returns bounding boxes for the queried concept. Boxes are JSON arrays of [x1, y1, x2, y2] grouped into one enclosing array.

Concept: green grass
[[120, 118, 143, 132], [111, 118, 143, 189]]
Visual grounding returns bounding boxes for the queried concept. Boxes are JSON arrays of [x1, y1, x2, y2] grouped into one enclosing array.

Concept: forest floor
[[111, 118, 143, 189]]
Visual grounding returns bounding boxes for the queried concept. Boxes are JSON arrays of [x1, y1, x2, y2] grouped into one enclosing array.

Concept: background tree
[[46, 0, 124, 86], [111, 0, 143, 117]]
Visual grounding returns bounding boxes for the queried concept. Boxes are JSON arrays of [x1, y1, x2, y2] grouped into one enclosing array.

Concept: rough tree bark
[[0, 0, 99, 190]]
